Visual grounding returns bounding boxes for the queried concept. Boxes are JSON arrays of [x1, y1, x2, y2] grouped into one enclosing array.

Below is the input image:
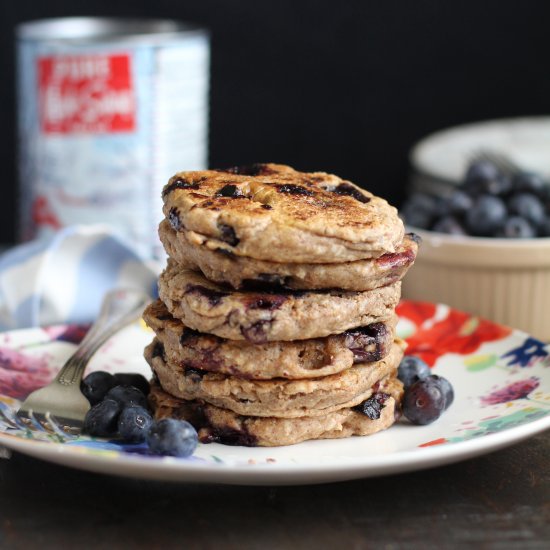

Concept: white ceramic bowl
[[409, 116, 550, 196], [402, 228, 550, 341], [404, 116, 550, 340]]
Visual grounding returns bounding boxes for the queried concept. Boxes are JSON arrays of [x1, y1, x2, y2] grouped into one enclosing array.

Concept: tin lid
[[17, 17, 207, 43]]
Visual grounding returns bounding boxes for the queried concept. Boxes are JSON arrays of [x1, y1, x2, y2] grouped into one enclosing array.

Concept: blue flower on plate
[[65, 438, 206, 461], [501, 337, 549, 367]]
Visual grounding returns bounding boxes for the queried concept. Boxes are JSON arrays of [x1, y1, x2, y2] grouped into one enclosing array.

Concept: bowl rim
[[408, 227, 550, 267], [409, 115, 550, 182], [408, 226, 550, 247]]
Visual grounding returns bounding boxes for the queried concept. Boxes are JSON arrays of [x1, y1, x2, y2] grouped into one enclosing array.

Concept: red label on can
[[38, 53, 135, 134]]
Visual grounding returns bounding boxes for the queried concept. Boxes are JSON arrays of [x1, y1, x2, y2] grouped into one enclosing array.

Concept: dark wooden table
[[0, 431, 548, 549]]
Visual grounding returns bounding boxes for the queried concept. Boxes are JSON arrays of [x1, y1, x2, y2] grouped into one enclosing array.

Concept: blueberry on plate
[[118, 406, 153, 443], [403, 376, 448, 425], [83, 399, 121, 437], [113, 373, 150, 396], [81, 371, 116, 405], [146, 418, 198, 458], [105, 385, 148, 409], [397, 355, 431, 389], [429, 374, 454, 410]]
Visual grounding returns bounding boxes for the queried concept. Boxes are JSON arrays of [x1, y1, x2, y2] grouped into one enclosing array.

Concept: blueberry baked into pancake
[[145, 163, 418, 446]]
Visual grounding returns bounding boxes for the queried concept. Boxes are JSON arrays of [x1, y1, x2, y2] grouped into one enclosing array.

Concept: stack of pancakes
[[144, 163, 418, 446]]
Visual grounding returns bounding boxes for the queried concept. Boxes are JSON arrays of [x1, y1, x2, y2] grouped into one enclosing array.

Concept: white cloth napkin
[[0, 225, 159, 331]]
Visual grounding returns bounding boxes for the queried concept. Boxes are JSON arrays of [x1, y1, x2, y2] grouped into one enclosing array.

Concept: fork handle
[[56, 288, 151, 387]]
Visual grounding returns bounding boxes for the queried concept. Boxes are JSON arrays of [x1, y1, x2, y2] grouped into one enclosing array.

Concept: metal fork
[[471, 149, 521, 177], [16, 288, 151, 435]]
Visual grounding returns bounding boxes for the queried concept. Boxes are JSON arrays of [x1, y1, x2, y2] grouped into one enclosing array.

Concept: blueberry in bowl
[[402, 158, 550, 239]]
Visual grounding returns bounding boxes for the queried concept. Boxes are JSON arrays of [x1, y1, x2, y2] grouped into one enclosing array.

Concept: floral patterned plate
[[0, 301, 549, 486]]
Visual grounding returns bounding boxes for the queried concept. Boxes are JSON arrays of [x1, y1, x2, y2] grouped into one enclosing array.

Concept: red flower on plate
[[396, 301, 437, 328], [397, 300, 512, 366], [481, 377, 540, 406], [0, 347, 55, 399]]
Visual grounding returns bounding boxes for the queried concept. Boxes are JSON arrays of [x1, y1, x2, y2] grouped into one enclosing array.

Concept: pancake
[[159, 219, 419, 291], [145, 338, 404, 418], [148, 376, 404, 447], [158, 261, 401, 342], [162, 163, 404, 263], [143, 299, 396, 379]]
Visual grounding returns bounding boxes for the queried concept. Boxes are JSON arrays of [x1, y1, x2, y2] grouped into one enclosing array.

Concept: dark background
[[1, 0, 549, 243]]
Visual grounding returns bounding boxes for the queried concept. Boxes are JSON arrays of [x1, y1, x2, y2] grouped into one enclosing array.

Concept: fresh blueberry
[[118, 406, 153, 443], [400, 193, 438, 229], [539, 217, 550, 237], [465, 195, 507, 236], [462, 160, 503, 196], [491, 175, 512, 196], [512, 171, 547, 196], [540, 184, 550, 206], [397, 356, 431, 389], [470, 174, 512, 197], [432, 196, 452, 219], [464, 159, 500, 182], [105, 385, 148, 409], [431, 216, 466, 235], [146, 418, 198, 458], [81, 371, 116, 405], [83, 399, 121, 437], [508, 193, 546, 228], [500, 216, 536, 239], [445, 190, 474, 217], [113, 373, 150, 396], [432, 375, 454, 410], [403, 376, 447, 425]]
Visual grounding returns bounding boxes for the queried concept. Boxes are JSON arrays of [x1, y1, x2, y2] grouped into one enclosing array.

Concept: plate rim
[[1, 412, 549, 485]]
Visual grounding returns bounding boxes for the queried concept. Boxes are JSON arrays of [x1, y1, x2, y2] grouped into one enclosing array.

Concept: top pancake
[[162, 163, 404, 263]]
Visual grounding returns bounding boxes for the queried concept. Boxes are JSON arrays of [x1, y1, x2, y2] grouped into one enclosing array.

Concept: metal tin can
[[16, 18, 210, 258]]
